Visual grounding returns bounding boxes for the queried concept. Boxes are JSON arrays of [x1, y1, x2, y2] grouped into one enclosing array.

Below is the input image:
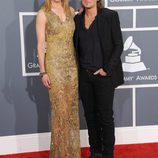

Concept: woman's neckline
[[51, 9, 67, 23]]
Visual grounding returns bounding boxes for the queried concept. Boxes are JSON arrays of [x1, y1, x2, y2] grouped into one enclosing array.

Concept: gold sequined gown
[[43, 9, 80, 158]]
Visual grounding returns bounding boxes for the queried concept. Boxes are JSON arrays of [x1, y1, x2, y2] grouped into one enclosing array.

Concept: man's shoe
[[102, 153, 113, 158], [90, 152, 102, 158]]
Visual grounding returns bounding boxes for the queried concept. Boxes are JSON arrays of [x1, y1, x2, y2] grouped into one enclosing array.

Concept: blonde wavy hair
[[43, 0, 71, 15]]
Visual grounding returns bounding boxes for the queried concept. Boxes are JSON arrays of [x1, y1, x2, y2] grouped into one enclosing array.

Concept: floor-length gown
[[42, 9, 80, 158]]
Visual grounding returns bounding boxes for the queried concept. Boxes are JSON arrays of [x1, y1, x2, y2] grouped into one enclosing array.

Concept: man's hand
[[93, 68, 107, 76]]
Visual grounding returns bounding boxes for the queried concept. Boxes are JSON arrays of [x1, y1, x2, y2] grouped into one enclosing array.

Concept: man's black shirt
[[78, 15, 103, 71]]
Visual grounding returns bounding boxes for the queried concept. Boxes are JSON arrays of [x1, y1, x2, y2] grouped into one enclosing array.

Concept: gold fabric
[[43, 9, 80, 158]]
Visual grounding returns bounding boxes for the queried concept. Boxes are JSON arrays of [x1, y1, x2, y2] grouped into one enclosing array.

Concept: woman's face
[[82, 0, 97, 9]]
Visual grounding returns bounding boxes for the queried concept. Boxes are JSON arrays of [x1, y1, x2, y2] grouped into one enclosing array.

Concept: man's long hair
[[82, 0, 103, 11], [97, 0, 103, 10]]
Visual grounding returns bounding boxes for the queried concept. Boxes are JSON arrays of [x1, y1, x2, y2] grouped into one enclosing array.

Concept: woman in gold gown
[[36, 0, 80, 157]]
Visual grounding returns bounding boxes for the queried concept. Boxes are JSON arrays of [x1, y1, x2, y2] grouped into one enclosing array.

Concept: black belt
[[80, 68, 97, 74]]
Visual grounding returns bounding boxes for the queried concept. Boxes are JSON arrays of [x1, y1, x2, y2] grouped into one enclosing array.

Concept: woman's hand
[[41, 74, 51, 89], [76, 7, 84, 15]]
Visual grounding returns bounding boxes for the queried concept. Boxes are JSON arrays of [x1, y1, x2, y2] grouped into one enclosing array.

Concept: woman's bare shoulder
[[37, 9, 46, 17]]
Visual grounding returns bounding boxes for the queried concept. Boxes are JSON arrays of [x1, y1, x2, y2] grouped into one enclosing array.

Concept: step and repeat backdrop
[[0, 0, 158, 155]]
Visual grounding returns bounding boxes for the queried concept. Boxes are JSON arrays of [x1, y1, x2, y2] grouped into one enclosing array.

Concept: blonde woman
[[36, 0, 80, 157]]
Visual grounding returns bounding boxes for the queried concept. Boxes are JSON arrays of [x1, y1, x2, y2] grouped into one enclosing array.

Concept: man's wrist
[[102, 68, 111, 76]]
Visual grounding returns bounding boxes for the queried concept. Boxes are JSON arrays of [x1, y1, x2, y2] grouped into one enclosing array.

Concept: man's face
[[82, 0, 97, 9]]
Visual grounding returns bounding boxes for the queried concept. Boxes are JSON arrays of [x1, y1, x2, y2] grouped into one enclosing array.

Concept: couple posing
[[36, 0, 124, 158]]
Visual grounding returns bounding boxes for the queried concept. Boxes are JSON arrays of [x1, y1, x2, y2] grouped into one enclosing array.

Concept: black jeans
[[79, 68, 115, 158]]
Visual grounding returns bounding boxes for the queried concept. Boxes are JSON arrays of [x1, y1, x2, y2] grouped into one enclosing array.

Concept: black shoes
[[89, 152, 102, 158], [89, 152, 113, 158]]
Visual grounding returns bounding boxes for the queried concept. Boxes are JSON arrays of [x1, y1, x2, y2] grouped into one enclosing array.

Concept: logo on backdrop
[[123, 36, 147, 73], [122, 35, 158, 84], [108, 0, 158, 6]]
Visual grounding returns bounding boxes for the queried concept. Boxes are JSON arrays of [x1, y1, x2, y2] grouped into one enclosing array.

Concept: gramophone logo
[[122, 36, 147, 73]]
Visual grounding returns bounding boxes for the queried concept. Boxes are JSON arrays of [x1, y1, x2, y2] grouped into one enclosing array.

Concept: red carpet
[[1, 143, 158, 158]]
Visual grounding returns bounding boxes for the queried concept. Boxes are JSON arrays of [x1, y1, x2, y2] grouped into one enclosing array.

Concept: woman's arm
[[36, 10, 51, 88], [36, 9, 46, 73]]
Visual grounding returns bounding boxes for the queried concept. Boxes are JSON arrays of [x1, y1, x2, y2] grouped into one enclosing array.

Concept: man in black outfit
[[74, 0, 124, 158]]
